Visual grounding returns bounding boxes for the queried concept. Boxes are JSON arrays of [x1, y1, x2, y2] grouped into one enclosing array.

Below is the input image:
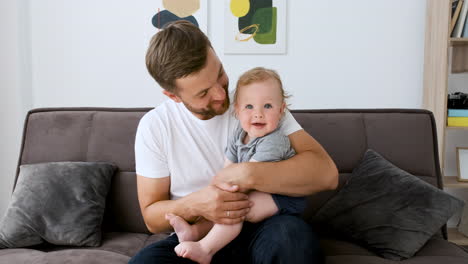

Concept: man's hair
[[145, 21, 212, 93], [234, 67, 290, 108]]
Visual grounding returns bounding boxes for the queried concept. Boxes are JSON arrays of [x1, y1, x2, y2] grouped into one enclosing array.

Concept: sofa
[[0, 107, 467, 264]]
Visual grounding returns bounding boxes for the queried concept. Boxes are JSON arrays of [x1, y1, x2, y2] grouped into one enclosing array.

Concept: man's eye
[[200, 91, 208, 97], [264, 104, 272, 109], [245, 104, 253, 109]]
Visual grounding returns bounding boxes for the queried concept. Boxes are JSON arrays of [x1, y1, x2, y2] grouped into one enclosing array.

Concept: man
[[129, 20, 338, 264]]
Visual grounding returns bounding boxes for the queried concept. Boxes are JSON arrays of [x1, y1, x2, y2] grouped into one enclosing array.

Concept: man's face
[[164, 48, 230, 120]]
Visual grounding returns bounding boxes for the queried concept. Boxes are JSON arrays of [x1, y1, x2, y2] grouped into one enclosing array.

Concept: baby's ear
[[280, 102, 286, 113], [233, 103, 240, 116]]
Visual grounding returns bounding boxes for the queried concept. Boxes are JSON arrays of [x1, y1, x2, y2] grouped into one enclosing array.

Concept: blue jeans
[[128, 214, 323, 264]]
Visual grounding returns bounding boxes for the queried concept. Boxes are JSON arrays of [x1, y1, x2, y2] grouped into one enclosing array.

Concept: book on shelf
[[454, 0, 460, 14], [463, 9, 468, 37], [452, 0, 464, 35], [453, 0, 468, 38], [448, 117, 468, 126], [448, 109, 468, 117]]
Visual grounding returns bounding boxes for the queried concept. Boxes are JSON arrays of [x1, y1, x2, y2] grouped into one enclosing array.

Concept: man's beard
[[183, 85, 230, 120], [184, 95, 230, 120]]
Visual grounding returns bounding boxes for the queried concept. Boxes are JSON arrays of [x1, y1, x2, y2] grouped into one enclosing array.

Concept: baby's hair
[[234, 67, 291, 110]]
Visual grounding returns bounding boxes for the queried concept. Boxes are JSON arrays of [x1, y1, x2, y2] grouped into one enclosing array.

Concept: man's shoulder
[[138, 100, 178, 130], [141, 100, 179, 120]]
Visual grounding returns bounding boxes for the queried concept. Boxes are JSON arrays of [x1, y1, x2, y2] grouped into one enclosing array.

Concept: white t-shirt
[[134, 99, 302, 200]]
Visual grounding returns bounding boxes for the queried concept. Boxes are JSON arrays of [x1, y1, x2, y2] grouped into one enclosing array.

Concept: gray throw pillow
[[314, 149, 464, 261], [0, 161, 117, 248]]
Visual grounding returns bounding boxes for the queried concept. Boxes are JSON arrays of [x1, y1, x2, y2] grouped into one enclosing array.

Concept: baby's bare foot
[[165, 213, 197, 242], [175, 241, 213, 264]]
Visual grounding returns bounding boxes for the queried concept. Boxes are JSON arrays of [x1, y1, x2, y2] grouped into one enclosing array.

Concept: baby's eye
[[200, 91, 208, 97], [245, 104, 253, 109], [264, 103, 273, 109]]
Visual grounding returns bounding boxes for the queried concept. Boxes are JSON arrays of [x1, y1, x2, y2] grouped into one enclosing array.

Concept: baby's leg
[[165, 214, 213, 242], [245, 191, 279, 223], [174, 191, 278, 263], [175, 223, 243, 264]]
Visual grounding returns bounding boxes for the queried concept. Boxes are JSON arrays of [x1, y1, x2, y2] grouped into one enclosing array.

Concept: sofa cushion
[[314, 149, 464, 260], [0, 248, 130, 264], [0, 162, 116, 248], [322, 237, 468, 264]]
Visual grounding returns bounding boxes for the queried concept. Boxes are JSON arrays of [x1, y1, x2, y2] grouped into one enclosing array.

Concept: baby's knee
[[245, 210, 263, 223], [245, 206, 277, 223]]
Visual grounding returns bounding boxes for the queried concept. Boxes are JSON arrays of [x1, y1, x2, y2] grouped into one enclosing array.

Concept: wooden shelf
[[448, 228, 468, 246], [443, 176, 468, 188], [450, 38, 468, 46], [446, 126, 468, 130]]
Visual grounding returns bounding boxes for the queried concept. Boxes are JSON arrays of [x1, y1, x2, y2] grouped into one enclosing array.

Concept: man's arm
[[137, 174, 251, 234], [213, 129, 338, 196]]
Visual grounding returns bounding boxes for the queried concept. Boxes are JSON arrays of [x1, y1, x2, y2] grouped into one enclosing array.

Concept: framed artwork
[[224, 0, 287, 54], [151, 0, 208, 34], [456, 147, 468, 182]]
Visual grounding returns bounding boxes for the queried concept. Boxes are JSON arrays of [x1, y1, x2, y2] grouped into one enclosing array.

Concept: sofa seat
[[0, 232, 170, 264], [321, 237, 468, 264], [2, 233, 467, 264]]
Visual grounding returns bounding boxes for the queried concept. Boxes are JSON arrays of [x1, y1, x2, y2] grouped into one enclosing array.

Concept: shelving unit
[[450, 38, 468, 45], [423, 0, 468, 247], [448, 228, 468, 246], [447, 126, 468, 130]]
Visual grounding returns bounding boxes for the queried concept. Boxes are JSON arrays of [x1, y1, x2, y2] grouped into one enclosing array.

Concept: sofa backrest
[[14, 108, 442, 235]]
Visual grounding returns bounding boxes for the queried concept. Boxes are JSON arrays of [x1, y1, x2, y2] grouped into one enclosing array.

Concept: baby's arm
[[169, 160, 234, 242], [224, 158, 234, 168], [219, 157, 279, 223], [222, 157, 278, 222], [174, 158, 243, 263]]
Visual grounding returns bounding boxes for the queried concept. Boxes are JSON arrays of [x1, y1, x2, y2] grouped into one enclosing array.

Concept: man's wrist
[[177, 193, 199, 222]]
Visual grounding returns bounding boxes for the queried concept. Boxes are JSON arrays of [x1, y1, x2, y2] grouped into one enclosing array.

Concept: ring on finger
[[226, 211, 230, 217]]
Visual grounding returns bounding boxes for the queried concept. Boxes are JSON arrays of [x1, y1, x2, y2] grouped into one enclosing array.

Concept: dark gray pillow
[[314, 149, 464, 260], [0, 162, 117, 248]]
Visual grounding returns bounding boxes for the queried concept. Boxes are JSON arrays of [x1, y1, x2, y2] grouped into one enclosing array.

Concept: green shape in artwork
[[238, 0, 272, 34], [253, 7, 277, 44]]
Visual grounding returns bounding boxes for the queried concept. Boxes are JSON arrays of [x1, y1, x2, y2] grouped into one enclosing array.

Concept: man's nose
[[212, 84, 226, 101]]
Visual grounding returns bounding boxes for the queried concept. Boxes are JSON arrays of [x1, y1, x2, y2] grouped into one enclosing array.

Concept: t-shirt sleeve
[[279, 110, 302, 136], [251, 131, 296, 162], [225, 125, 241, 163], [134, 113, 170, 178]]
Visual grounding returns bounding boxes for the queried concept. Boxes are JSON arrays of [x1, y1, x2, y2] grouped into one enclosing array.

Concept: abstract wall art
[[224, 0, 287, 54], [152, 0, 208, 34]]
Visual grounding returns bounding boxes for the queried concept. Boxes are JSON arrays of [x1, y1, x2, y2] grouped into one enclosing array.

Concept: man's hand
[[189, 184, 252, 225], [212, 162, 253, 193]]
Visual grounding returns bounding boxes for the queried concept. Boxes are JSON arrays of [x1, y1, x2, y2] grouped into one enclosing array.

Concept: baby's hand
[[212, 163, 252, 193], [211, 177, 239, 192]]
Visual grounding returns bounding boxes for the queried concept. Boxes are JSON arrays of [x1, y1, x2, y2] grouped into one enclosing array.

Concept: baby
[[165, 67, 306, 264]]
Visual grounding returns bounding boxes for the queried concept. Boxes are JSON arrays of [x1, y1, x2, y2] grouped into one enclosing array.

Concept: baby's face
[[235, 79, 285, 139]]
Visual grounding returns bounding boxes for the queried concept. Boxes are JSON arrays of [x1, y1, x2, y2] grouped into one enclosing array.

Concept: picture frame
[[152, 0, 208, 35], [456, 147, 468, 182], [224, 0, 287, 54]]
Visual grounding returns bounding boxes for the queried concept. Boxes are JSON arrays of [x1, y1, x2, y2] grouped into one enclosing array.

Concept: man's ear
[[162, 90, 182, 103]]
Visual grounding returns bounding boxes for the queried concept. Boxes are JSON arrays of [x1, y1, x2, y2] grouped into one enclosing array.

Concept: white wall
[[29, 0, 426, 109], [2, 0, 429, 216], [0, 0, 32, 217]]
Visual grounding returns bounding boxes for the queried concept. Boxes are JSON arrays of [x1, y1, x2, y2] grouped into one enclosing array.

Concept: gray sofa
[[1, 107, 468, 264]]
